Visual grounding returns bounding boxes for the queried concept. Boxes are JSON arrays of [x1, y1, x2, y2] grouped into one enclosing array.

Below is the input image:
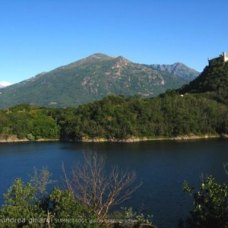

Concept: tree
[[30, 167, 54, 197], [63, 152, 141, 221], [182, 176, 228, 228], [0, 168, 98, 228], [48, 189, 98, 227], [0, 179, 46, 227]]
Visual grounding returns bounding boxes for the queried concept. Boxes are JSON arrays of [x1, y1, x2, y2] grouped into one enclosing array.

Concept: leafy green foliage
[[110, 207, 153, 226], [0, 105, 59, 140], [182, 176, 228, 228], [180, 62, 228, 104], [0, 166, 145, 227], [0, 179, 45, 227], [0, 91, 227, 142], [58, 94, 228, 141], [48, 189, 98, 227], [0, 169, 98, 227]]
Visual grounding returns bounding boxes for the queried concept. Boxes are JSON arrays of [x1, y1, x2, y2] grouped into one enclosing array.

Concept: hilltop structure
[[208, 52, 228, 66]]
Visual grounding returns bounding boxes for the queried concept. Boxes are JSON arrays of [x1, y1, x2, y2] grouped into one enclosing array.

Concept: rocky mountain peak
[[113, 56, 130, 67]]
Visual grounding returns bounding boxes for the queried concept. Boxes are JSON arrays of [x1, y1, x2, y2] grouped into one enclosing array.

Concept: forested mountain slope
[[0, 53, 196, 108]]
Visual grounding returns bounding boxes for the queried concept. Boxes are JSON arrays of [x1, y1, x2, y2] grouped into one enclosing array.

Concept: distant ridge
[[151, 63, 199, 81], [0, 53, 198, 108]]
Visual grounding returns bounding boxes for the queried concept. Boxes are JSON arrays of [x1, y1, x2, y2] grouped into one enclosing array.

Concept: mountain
[[151, 63, 199, 81], [0, 53, 197, 108], [180, 55, 228, 104]]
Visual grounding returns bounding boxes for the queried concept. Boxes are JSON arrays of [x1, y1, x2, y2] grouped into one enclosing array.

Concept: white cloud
[[0, 81, 12, 87]]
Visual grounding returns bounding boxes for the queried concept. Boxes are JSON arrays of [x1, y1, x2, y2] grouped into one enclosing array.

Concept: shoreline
[[0, 134, 227, 144], [0, 135, 228, 143], [78, 134, 228, 143], [0, 137, 59, 144]]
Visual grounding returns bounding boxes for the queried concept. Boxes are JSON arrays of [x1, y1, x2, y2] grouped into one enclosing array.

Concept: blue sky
[[1, 0, 228, 83]]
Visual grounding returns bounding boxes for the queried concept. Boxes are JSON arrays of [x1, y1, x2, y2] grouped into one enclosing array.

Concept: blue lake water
[[0, 139, 228, 227]]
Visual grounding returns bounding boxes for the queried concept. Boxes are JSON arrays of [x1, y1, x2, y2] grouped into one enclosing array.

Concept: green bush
[[0, 179, 46, 227], [183, 176, 228, 228]]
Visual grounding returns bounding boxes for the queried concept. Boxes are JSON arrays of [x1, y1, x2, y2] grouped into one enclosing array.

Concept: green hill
[[0, 54, 227, 141], [180, 57, 228, 104], [0, 53, 196, 108], [58, 56, 228, 141]]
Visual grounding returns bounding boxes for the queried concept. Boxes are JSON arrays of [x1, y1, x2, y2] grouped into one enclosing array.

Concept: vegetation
[[181, 176, 228, 228], [0, 171, 97, 227], [0, 58, 227, 227], [0, 58, 227, 142], [1, 160, 227, 227], [58, 93, 227, 141], [0, 154, 152, 228], [0, 104, 59, 141], [180, 61, 228, 104], [63, 152, 141, 221], [0, 92, 227, 142]]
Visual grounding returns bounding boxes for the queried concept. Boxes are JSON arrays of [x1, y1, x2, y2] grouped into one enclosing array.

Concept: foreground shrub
[[182, 176, 228, 228]]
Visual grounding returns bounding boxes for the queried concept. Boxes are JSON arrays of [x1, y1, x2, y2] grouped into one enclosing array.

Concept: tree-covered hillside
[[58, 94, 227, 141], [0, 105, 59, 141], [1, 92, 227, 142], [0, 57, 227, 142], [180, 61, 228, 104]]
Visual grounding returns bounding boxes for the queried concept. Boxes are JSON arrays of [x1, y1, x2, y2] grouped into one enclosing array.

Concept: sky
[[1, 0, 228, 84]]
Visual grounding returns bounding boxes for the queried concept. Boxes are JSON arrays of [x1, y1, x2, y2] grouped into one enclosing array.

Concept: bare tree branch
[[224, 162, 228, 175], [30, 166, 55, 197], [62, 151, 141, 221]]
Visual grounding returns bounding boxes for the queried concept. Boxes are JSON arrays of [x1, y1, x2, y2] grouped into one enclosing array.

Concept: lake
[[0, 139, 228, 227]]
